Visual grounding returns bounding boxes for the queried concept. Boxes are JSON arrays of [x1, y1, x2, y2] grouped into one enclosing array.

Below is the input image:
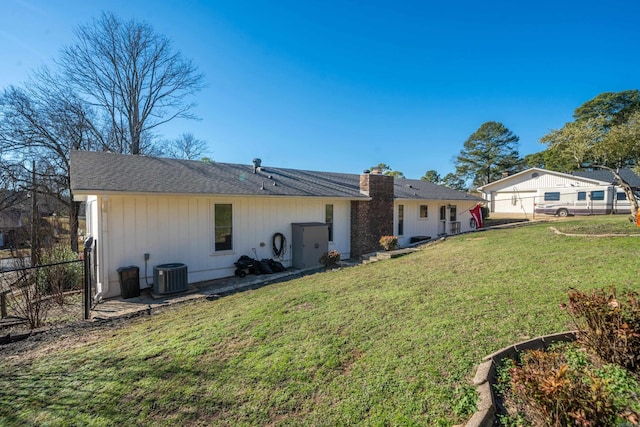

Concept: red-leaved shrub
[[564, 288, 640, 372]]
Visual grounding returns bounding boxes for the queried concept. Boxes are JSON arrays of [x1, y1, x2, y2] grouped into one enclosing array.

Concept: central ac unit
[[153, 263, 188, 294]]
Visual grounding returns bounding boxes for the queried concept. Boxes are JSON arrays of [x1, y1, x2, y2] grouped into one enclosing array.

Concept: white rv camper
[[534, 185, 631, 217]]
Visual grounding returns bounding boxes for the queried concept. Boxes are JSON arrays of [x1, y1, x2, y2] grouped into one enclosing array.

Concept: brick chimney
[[350, 172, 394, 257]]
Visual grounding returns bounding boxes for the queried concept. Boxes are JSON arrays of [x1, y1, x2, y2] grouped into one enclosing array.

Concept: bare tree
[[57, 12, 204, 155], [1, 13, 204, 252], [0, 155, 26, 214], [163, 133, 209, 160], [0, 82, 96, 251]]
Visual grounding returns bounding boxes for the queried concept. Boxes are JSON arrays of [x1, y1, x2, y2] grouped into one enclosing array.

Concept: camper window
[[577, 192, 586, 201], [617, 192, 627, 201], [590, 191, 605, 201], [544, 192, 560, 201]]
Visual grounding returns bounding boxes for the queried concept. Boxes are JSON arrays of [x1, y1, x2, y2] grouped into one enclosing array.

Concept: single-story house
[[70, 151, 483, 299], [477, 167, 640, 216]]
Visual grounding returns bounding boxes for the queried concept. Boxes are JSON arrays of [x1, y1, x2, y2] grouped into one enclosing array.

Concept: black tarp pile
[[234, 255, 286, 277]]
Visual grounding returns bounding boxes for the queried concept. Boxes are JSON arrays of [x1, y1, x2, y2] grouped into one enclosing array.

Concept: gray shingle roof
[[392, 178, 482, 201], [571, 168, 640, 189], [70, 151, 482, 202]]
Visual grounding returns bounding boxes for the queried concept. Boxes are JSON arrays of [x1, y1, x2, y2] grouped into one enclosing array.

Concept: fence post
[[83, 237, 94, 320], [0, 291, 7, 318]]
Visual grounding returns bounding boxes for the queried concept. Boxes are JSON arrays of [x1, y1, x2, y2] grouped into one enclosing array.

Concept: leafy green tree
[[370, 163, 404, 178], [573, 90, 640, 126], [421, 170, 441, 183], [541, 90, 640, 171], [441, 173, 467, 191], [540, 90, 640, 221], [385, 170, 405, 178], [454, 121, 520, 188], [521, 152, 546, 169]]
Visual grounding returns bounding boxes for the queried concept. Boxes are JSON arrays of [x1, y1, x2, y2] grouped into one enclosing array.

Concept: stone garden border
[[464, 331, 577, 427]]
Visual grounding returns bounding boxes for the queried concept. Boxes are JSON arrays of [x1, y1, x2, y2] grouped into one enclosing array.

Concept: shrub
[[504, 348, 619, 426], [379, 235, 398, 251], [496, 288, 640, 426], [37, 245, 83, 304], [5, 257, 51, 329], [563, 288, 640, 372], [319, 250, 341, 269]]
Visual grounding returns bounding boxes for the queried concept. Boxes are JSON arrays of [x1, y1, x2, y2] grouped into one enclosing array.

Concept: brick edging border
[[464, 331, 577, 427]]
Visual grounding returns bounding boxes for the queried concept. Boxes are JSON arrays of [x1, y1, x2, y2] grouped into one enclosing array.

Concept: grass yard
[[1, 217, 639, 426]]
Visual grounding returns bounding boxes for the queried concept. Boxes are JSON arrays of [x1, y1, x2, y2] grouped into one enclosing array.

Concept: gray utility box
[[291, 222, 329, 269]]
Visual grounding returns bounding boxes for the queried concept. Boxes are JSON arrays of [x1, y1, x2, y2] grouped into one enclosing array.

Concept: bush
[[5, 257, 51, 329], [37, 245, 83, 304], [503, 348, 620, 426], [319, 250, 341, 269], [563, 288, 640, 372], [496, 288, 640, 426], [379, 235, 398, 251]]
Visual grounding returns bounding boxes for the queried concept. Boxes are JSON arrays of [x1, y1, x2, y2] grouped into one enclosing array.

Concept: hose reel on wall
[[272, 232, 286, 259]]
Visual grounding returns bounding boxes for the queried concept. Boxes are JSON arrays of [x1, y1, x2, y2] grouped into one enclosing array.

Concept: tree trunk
[[593, 165, 639, 223]]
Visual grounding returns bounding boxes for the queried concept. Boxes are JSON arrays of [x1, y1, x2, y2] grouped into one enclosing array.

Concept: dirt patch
[[0, 298, 139, 361]]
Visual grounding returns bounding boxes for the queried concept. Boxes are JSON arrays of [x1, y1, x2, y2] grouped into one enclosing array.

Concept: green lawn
[[1, 217, 639, 426]]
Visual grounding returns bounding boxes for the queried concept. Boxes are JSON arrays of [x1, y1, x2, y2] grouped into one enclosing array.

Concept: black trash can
[[117, 266, 140, 299]]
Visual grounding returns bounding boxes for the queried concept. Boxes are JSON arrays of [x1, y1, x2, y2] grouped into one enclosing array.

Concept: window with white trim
[[419, 205, 428, 219], [213, 203, 233, 252]]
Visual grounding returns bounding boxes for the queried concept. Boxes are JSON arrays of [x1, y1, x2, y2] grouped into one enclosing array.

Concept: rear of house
[[72, 151, 482, 299]]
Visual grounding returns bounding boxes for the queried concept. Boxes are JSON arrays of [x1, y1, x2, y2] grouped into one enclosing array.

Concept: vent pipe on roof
[[253, 158, 262, 173]]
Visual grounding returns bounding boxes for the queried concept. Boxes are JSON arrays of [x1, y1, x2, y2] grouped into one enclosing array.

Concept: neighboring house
[[0, 210, 23, 249], [477, 167, 639, 216], [70, 151, 482, 299]]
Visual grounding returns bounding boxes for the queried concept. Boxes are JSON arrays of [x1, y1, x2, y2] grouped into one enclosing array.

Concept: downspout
[[95, 194, 110, 299]]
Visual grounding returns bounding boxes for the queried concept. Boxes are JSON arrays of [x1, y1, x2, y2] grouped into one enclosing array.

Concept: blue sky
[[2, 0, 639, 179]]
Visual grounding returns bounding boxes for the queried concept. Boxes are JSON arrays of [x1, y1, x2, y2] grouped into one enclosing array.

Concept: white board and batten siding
[[92, 194, 350, 298]]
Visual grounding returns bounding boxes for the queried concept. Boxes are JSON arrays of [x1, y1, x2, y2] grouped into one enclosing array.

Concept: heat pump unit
[[153, 263, 188, 294]]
